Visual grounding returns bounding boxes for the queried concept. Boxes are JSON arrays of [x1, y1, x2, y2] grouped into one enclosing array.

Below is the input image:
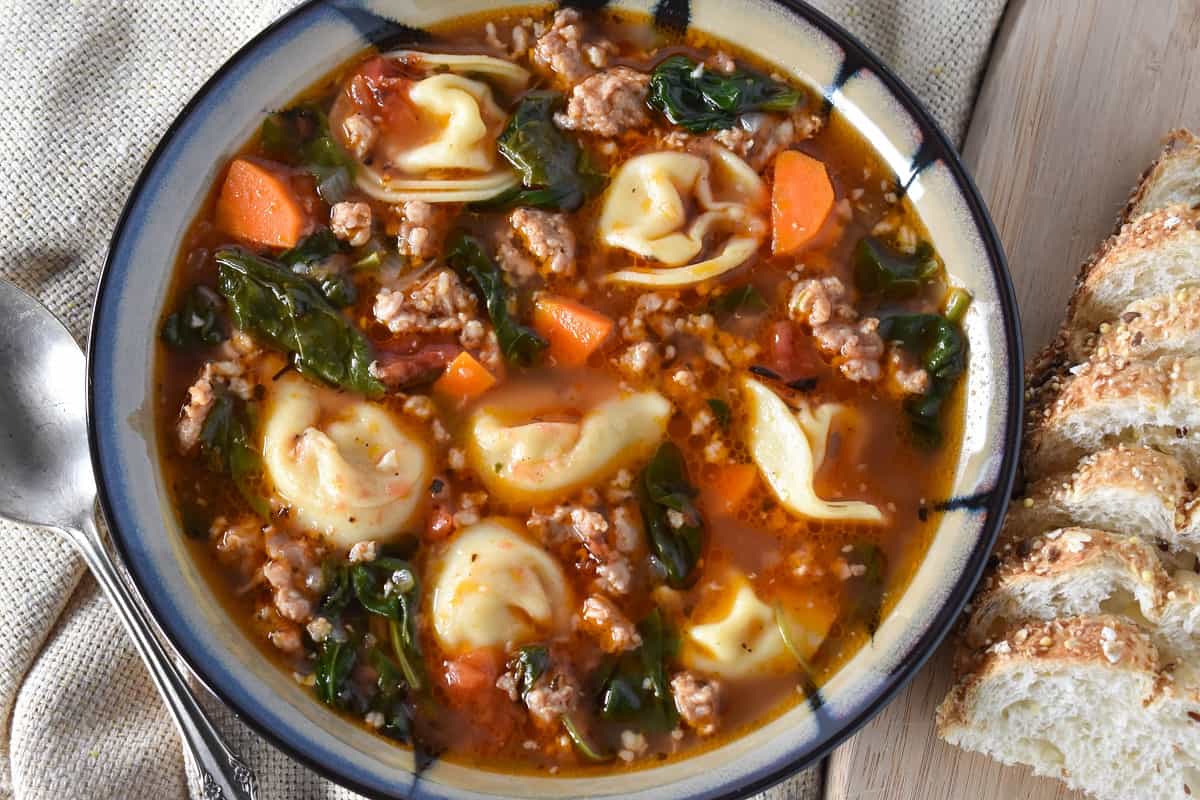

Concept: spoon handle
[[69, 514, 258, 800]]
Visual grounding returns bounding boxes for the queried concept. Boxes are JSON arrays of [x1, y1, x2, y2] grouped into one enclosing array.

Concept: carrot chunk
[[705, 463, 759, 516], [532, 295, 614, 367], [214, 158, 311, 249], [434, 350, 497, 399], [771, 150, 835, 255]]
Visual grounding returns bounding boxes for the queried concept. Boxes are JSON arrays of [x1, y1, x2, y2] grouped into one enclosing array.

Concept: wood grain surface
[[825, 0, 1200, 798]]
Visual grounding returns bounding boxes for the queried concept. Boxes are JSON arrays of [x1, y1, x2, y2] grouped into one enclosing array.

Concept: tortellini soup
[[157, 6, 967, 775]]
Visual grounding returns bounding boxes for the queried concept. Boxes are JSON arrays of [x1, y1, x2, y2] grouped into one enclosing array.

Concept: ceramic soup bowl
[[89, 1, 1021, 797]]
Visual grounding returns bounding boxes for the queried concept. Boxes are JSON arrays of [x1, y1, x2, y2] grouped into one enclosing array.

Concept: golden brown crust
[[938, 615, 1161, 732], [943, 132, 1200, 771], [1122, 129, 1200, 224], [969, 529, 1189, 649], [1081, 286, 1200, 364], [1022, 204, 1200, 426], [990, 528, 1171, 595], [1065, 204, 1200, 336], [1001, 446, 1191, 544], [1023, 357, 1173, 474], [1021, 354, 1200, 480]]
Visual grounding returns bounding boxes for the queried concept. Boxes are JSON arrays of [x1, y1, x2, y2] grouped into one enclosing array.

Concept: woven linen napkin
[[0, 1, 1006, 797]]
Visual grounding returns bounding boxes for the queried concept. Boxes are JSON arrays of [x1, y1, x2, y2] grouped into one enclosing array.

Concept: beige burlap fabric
[[0, 1, 1006, 797]]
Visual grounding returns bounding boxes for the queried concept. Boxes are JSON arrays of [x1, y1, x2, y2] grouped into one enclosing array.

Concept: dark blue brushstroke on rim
[[653, 0, 691, 32], [934, 489, 995, 513], [822, 52, 862, 115], [896, 137, 941, 196], [561, 0, 613, 10]]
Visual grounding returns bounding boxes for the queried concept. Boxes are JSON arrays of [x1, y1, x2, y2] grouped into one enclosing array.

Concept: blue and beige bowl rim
[[87, 1, 1022, 798]]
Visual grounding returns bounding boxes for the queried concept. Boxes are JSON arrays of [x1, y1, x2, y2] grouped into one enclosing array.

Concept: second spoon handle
[[68, 513, 258, 800]]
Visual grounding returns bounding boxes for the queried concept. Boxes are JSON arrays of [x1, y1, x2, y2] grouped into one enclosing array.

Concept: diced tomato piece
[[443, 648, 502, 695], [766, 321, 815, 372]]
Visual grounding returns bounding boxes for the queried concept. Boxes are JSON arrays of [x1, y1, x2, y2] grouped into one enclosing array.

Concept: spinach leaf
[[774, 604, 823, 708], [314, 637, 357, 708], [491, 91, 604, 212], [709, 284, 767, 318], [844, 542, 888, 635], [509, 645, 550, 698], [260, 105, 356, 202], [198, 392, 269, 516], [706, 398, 731, 428], [351, 558, 425, 691], [280, 230, 357, 308], [279, 228, 344, 267], [598, 610, 678, 732], [445, 233, 548, 366], [639, 443, 704, 589], [637, 609, 675, 709], [317, 559, 354, 618], [878, 312, 967, 445], [598, 665, 642, 718], [366, 647, 420, 739], [161, 286, 227, 349], [260, 105, 317, 160], [378, 698, 418, 745], [647, 55, 802, 133], [879, 314, 965, 380], [215, 248, 385, 397], [853, 237, 940, 299], [561, 715, 613, 762], [471, 185, 569, 213], [304, 136, 358, 203], [310, 556, 437, 759]]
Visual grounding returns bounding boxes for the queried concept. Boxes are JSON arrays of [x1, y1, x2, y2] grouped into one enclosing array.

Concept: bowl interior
[[88, 1, 1020, 798]]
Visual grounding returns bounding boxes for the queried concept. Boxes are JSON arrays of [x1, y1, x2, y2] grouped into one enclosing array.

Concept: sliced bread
[[942, 131, 1200, 800], [1124, 129, 1200, 222], [1023, 355, 1200, 478], [938, 615, 1200, 800], [1069, 285, 1200, 363], [1001, 445, 1200, 555], [1062, 205, 1200, 357], [967, 529, 1200, 662]]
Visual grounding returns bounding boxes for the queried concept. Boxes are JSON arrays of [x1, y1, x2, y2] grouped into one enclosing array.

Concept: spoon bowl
[[0, 284, 94, 531], [0, 279, 258, 800]]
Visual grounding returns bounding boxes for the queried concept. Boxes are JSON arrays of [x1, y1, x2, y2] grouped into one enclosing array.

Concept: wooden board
[[824, 0, 1200, 798]]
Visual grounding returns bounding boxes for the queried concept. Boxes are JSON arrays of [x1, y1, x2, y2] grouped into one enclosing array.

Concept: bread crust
[[968, 529, 1195, 649], [1123, 129, 1200, 223], [1023, 355, 1200, 478], [988, 529, 1173, 602], [1063, 205, 1200, 353], [942, 133, 1200, 797], [1001, 446, 1196, 547], [1079, 285, 1200, 364], [940, 616, 1161, 729]]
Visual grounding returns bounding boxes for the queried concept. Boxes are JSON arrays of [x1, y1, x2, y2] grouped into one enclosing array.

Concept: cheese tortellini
[[355, 53, 529, 203], [430, 519, 572, 654], [682, 572, 790, 678], [598, 147, 768, 287], [741, 376, 884, 523], [467, 390, 672, 506], [261, 375, 431, 547]]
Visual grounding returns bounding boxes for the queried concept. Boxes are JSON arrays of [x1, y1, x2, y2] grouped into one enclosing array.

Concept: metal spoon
[[0, 280, 257, 800]]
